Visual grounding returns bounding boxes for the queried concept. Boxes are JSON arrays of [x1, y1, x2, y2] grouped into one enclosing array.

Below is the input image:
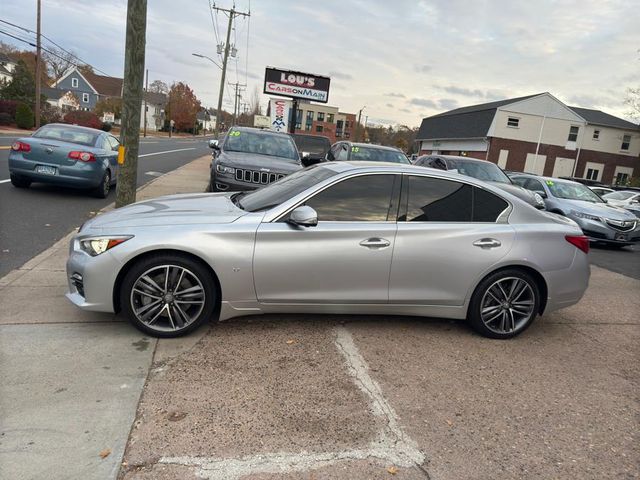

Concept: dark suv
[[327, 141, 410, 164], [292, 134, 331, 166], [208, 127, 302, 192]]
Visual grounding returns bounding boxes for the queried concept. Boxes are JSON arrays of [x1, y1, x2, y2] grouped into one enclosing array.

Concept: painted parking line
[[138, 148, 196, 158], [145, 171, 164, 177], [0, 179, 10, 184]]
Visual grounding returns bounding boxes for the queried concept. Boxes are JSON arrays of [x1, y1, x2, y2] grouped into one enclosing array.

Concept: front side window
[[305, 174, 396, 221], [336, 143, 349, 161], [621, 134, 631, 150], [568, 126, 579, 142]]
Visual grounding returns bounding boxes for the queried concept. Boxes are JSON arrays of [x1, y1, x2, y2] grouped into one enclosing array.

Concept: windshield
[[350, 146, 410, 164], [236, 165, 338, 212], [603, 191, 635, 201], [451, 159, 512, 184], [223, 129, 299, 161], [33, 125, 99, 147], [294, 135, 330, 156], [547, 181, 605, 203]]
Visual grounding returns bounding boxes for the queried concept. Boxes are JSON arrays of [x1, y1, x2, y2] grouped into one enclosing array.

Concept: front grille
[[235, 169, 285, 185], [605, 219, 636, 232]]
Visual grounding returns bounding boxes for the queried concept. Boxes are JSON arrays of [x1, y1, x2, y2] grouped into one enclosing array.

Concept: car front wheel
[[120, 254, 217, 337], [468, 269, 540, 339]]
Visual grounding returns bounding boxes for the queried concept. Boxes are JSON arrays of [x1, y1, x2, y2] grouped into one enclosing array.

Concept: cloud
[[386, 103, 394, 108], [328, 71, 353, 80], [400, 108, 411, 113], [385, 92, 406, 98], [438, 98, 459, 110], [414, 64, 432, 73], [441, 85, 484, 97], [410, 98, 437, 108]]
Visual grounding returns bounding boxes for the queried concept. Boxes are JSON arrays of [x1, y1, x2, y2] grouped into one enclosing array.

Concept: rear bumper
[[542, 250, 590, 314], [9, 153, 105, 188]]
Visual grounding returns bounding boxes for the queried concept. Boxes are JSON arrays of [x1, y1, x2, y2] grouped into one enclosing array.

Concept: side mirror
[[534, 190, 547, 199], [301, 152, 313, 167], [326, 150, 335, 161], [209, 139, 219, 149], [287, 206, 318, 228]]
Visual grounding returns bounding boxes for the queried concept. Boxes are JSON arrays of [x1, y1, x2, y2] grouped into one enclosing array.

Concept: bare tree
[[148, 79, 169, 95], [42, 46, 76, 83], [625, 87, 640, 122], [248, 86, 262, 115]]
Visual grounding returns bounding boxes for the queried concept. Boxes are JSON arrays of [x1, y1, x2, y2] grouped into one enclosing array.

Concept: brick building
[[416, 92, 639, 185], [291, 100, 356, 143]]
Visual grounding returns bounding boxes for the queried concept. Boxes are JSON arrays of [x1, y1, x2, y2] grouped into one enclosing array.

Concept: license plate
[[615, 233, 628, 241], [35, 165, 57, 175]]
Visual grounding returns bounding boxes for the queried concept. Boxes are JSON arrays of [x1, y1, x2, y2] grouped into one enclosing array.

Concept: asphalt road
[[589, 242, 640, 280], [0, 134, 212, 277]]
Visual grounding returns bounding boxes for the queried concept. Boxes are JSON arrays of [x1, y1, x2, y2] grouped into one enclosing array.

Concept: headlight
[[80, 236, 133, 256], [571, 210, 601, 222], [216, 163, 235, 174]]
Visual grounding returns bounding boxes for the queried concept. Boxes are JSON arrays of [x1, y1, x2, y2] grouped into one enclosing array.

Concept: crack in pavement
[[158, 326, 429, 479]]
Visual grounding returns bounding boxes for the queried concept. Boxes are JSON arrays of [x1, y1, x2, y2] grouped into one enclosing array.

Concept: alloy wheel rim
[[130, 265, 205, 332], [480, 277, 535, 334]]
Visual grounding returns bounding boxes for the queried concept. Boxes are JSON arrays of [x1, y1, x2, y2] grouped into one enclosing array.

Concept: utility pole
[[143, 68, 148, 137], [212, 3, 250, 134], [116, 0, 148, 208], [289, 99, 298, 135], [355, 106, 366, 142], [35, 0, 41, 129], [229, 81, 246, 126]]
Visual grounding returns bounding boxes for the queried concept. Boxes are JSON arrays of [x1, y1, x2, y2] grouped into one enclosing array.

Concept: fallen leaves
[[99, 448, 111, 459], [387, 465, 398, 475], [168, 411, 188, 422], [286, 339, 296, 345]]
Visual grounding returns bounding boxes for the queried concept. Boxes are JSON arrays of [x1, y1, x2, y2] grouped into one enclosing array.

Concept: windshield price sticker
[[229, 131, 241, 137], [546, 181, 554, 186], [351, 146, 360, 153]]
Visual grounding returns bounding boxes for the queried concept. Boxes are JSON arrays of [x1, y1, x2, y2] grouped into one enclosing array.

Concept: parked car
[[603, 190, 640, 218], [66, 162, 590, 340], [559, 176, 605, 187], [415, 155, 546, 209], [8, 123, 119, 198], [511, 174, 640, 246], [327, 141, 410, 164], [208, 126, 303, 192], [292, 133, 331, 166], [589, 186, 615, 197]]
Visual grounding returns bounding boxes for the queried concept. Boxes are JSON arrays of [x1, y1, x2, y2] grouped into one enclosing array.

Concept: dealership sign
[[269, 99, 291, 132], [264, 67, 330, 103]]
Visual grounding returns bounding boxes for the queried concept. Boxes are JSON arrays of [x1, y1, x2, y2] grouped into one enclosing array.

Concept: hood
[[83, 193, 246, 230], [562, 199, 637, 220], [488, 181, 542, 208], [217, 151, 302, 174]]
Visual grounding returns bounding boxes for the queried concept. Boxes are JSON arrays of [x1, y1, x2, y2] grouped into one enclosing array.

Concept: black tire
[[120, 253, 218, 338], [92, 170, 111, 198], [207, 174, 218, 192], [467, 269, 540, 339], [10, 174, 31, 189]]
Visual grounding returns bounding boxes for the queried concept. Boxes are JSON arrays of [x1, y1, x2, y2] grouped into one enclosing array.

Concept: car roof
[[40, 123, 106, 134], [342, 142, 402, 152], [421, 154, 493, 164]]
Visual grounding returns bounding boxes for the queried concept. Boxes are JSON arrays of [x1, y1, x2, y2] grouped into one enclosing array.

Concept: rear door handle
[[360, 237, 391, 249], [473, 238, 502, 249]]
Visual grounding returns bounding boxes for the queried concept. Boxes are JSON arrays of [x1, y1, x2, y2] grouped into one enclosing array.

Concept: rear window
[[33, 125, 99, 147], [294, 135, 331, 156], [350, 146, 409, 164]]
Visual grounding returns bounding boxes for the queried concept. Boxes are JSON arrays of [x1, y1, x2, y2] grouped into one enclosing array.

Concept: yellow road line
[[0, 146, 11, 150]]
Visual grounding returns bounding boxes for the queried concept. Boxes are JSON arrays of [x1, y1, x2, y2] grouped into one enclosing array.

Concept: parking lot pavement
[[120, 265, 639, 480], [589, 242, 640, 280]]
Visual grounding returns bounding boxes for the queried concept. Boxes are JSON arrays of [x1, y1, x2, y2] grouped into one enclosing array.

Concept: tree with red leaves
[[166, 82, 201, 132]]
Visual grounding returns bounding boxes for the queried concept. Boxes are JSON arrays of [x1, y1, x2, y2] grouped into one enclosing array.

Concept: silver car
[[66, 162, 590, 340], [511, 174, 640, 246]]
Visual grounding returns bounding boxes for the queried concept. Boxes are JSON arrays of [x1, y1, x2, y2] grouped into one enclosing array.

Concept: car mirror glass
[[209, 139, 219, 149], [534, 190, 547, 198], [287, 206, 318, 228]]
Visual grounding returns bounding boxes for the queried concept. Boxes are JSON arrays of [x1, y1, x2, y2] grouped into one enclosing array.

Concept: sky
[[1, 0, 639, 127]]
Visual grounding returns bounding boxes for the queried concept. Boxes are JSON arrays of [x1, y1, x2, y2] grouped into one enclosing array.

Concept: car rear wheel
[[10, 174, 31, 189], [92, 170, 111, 198], [468, 269, 540, 339], [120, 254, 217, 338]]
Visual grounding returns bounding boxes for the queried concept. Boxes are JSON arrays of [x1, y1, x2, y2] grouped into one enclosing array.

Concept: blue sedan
[[8, 123, 120, 198]]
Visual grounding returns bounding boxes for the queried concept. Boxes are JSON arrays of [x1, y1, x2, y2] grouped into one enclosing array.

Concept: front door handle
[[360, 237, 391, 249], [473, 238, 502, 249]]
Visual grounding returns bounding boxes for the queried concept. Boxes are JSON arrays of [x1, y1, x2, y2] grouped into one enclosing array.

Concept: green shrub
[[15, 103, 34, 129]]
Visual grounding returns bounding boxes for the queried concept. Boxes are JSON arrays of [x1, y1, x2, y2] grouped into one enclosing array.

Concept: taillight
[[68, 151, 96, 162], [11, 141, 31, 152], [565, 235, 589, 254]]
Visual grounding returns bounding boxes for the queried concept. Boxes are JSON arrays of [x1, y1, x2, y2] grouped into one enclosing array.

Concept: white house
[[0, 53, 17, 84]]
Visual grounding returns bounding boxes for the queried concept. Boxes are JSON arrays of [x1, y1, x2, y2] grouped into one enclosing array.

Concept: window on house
[[586, 168, 599, 180], [327, 113, 334, 123], [317, 112, 325, 122], [316, 125, 323, 133], [295, 109, 302, 129], [345, 121, 350, 128], [621, 134, 631, 151], [305, 111, 314, 131], [593, 129, 600, 140], [568, 126, 579, 142], [507, 117, 519, 128], [615, 172, 629, 185], [72, 78, 79, 88], [82, 93, 89, 103]]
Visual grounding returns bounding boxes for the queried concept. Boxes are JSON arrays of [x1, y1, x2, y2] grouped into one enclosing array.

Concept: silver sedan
[[66, 162, 590, 339]]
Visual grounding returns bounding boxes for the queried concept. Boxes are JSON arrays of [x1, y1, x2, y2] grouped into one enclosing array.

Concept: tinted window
[[336, 143, 349, 161], [449, 158, 512, 184], [349, 146, 410, 164], [33, 125, 100, 147], [404, 176, 472, 222], [306, 174, 395, 221], [473, 188, 508, 222]]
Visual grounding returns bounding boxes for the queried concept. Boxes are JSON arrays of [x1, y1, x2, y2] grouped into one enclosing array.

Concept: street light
[[192, 53, 222, 70]]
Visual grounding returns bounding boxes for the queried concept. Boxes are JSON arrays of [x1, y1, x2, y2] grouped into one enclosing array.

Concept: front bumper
[[571, 216, 640, 245]]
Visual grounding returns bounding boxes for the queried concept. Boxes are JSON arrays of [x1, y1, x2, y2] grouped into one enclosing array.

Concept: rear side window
[[306, 174, 396, 221], [402, 176, 507, 222]]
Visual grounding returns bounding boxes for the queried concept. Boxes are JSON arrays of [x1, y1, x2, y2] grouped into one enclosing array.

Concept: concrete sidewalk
[[0, 155, 211, 480]]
